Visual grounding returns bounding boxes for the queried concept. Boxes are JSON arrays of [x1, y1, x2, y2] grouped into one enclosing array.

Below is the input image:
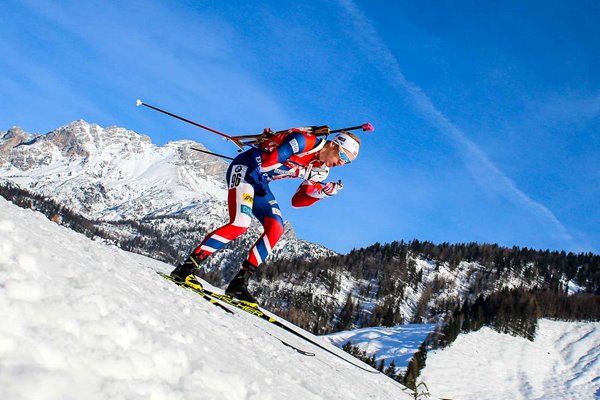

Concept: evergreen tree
[[377, 359, 385, 372], [384, 359, 397, 379]]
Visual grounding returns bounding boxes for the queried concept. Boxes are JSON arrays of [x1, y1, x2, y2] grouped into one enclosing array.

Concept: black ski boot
[[170, 252, 207, 284], [225, 261, 258, 305]]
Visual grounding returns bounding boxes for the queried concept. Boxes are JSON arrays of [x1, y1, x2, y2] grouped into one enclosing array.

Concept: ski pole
[[136, 99, 244, 150], [330, 123, 375, 134]]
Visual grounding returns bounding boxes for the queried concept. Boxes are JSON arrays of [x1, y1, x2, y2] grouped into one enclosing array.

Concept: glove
[[292, 165, 329, 181], [311, 125, 330, 135], [322, 181, 343, 196], [289, 166, 309, 179], [306, 165, 329, 182]]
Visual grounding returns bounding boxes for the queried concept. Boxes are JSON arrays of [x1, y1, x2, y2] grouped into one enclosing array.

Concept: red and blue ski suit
[[191, 128, 333, 268]]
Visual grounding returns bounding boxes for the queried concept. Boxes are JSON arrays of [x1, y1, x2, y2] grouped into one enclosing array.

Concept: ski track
[[0, 197, 411, 400]]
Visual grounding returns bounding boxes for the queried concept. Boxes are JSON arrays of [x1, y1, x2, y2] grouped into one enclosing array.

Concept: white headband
[[332, 133, 360, 158]]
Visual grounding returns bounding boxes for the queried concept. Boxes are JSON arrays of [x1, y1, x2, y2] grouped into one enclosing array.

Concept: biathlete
[[170, 126, 361, 304]]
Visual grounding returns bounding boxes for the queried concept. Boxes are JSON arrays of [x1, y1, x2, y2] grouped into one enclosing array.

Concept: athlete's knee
[[264, 217, 285, 243], [220, 223, 249, 238]]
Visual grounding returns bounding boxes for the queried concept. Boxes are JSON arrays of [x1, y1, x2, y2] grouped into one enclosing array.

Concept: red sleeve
[[291, 181, 326, 208], [260, 129, 318, 172]]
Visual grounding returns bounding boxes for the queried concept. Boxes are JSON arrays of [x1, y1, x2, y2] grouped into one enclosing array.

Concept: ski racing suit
[[190, 128, 336, 268]]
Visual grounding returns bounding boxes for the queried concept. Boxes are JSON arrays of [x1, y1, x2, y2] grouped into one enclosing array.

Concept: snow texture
[[0, 197, 411, 400], [420, 319, 600, 400]]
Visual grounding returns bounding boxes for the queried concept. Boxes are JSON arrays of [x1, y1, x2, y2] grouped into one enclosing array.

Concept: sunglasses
[[338, 146, 352, 164]]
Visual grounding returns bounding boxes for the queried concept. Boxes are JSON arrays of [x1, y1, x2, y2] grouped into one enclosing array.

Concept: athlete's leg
[[246, 187, 285, 268], [171, 162, 255, 280], [225, 186, 284, 304], [191, 182, 254, 258]]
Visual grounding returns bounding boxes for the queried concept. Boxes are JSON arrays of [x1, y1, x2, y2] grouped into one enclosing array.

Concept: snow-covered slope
[[0, 197, 410, 399], [420, 319, 600, 400], [325, 320, 600, 399], [325, 324, 436, 374]]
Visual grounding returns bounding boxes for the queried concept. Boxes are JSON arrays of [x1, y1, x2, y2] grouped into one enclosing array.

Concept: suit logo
[[241, 205, 252, 216]]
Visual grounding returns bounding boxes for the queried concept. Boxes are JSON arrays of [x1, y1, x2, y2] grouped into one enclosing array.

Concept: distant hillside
[[254, 240, 599, 334]]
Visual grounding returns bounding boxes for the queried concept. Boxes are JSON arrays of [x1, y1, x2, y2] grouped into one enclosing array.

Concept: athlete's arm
[[291, 180, 343, 208]]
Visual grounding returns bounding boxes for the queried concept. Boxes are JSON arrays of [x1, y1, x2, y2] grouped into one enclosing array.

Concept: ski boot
[[170, 252, 207, 290], [225, 260, 258, 306]]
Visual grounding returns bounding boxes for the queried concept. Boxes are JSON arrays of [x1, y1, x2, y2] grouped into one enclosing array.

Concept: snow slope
[[325, 324, 436, 373], [0, 197, 411, 400], [420, 320, 600, 400]]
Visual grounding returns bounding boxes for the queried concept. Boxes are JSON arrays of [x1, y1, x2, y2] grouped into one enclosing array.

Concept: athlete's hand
[[293, 166, 310, 179], [306, 165, 329, 182], [322, 181, 343, 196]]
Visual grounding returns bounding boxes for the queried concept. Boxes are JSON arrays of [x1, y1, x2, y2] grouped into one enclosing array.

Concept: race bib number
[[229, 165, 247, 188]]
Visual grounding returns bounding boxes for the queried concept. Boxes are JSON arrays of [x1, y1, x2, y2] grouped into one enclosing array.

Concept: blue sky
[[1, 0, 598, 254]]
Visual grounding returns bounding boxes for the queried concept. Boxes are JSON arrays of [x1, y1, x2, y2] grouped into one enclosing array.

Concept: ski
[[157, 272, 314, 356], [157, 271, 379, 373], [158, 271, 234, 314]]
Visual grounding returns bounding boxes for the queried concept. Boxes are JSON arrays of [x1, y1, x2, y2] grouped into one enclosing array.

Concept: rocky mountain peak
[[0, 127, 35, 153], [43, 120, 154, 159]]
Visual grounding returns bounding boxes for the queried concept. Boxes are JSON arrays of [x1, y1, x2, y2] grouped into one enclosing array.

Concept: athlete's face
[[319, 142, 356, 167]]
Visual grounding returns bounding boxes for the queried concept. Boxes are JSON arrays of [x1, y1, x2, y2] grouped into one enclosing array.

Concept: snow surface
[[0, 197, 411, 400], [420, 319, 600, 400]]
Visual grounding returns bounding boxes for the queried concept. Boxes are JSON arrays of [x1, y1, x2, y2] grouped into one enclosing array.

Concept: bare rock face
[[1, 127, 35, 152]]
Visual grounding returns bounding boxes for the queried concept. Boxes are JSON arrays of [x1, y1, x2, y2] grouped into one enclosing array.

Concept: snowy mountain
[[3, 122, 596, 330], [0, 121, 335, 281], [2, 122, 598, 397], [0, 196, 412, 400], [252, 239, 599, 337]]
